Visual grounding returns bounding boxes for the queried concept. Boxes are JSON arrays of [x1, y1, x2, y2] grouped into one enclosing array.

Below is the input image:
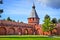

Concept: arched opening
[[17, 28, 22, 35], [29, 29, 33, 35], [33, 28, 39, 35], [8, 28, 15, 35], [0, 27, 6, 35], [24, 29, 28, 35], [52, 28, 57, 35], [36, 28, 40, 35], [34, 30, 38, 35]]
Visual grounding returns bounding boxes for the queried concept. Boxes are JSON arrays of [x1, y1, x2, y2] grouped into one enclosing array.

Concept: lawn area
[[0, 35, 60, 40]]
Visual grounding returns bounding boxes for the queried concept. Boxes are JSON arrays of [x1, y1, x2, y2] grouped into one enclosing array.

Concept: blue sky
[[0, 0, 60, 24]]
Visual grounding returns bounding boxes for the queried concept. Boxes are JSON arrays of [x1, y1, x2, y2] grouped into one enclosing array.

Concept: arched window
[[8, 28, 15, 35], [33, 18, 34, 20], [24, 29, 28, 35], [33, 29, 39, 35], [30, 29, 33, 35], [0, 27, 6, 35], [17, 28, 22, 35]]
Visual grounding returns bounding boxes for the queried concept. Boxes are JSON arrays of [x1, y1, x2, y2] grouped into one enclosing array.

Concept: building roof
[[28, 3, 39, 19]]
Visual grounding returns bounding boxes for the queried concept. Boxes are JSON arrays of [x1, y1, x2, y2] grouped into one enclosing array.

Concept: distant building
[[0, 3, 59, 35]]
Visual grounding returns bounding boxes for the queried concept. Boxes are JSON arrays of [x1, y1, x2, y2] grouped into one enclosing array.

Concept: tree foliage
[[7, 17, 12, 21], [58, 19, 60, 23], [44, 14, 50, 20], [51, 18, 57, 24], [42, 18, 52, 32], [0, 9, 3, 18], [0, 0, 3, 18], [6, 17, 16, 22], [0, 9, 3, 13], [0, 0, 3, 4], [42, 15, 55, 35], [12, 20, 15, 22]]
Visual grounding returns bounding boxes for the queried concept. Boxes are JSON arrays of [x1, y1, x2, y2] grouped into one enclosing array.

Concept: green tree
[[51, 18, 57, 24], [7, 17, 12, 21], [12, 20, 15, 22], [0, 9, 3, 13], [58, 19, 60, 23], [0, 0, 3, 4], [0, 0, 3, 18], [3, 19, 6, 20], [0, 10, 3, 17], [42, 15, 55, 35], [44, 14, 50, 20], [42, 18, 52, 31], [6, 17, 16, 22]]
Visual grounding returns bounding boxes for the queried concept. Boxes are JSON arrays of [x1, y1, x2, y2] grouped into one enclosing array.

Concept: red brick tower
[[28, 3, 40, 25]]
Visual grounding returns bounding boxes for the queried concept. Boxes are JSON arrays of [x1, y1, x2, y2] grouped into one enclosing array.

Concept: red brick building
[[0, 3, 59, 35]]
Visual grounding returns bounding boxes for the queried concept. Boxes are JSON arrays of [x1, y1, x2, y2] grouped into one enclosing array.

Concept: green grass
[[0, 35, 60, 40]]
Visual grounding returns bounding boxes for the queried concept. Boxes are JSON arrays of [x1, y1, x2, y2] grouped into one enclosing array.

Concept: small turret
[[28, 3, 40, 25]]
